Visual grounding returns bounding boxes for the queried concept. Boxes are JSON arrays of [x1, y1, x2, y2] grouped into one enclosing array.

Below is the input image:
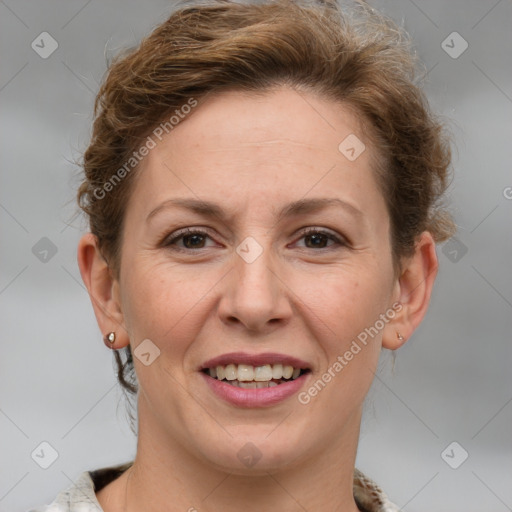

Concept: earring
[[396, 332, 404, 342], [104, 332, 116, 347]]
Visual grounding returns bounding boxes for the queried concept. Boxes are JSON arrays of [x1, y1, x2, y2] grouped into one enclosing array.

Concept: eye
[[162, 227, 346, 252], [294, 227, 345, 250], [163, 228, 216, 251]]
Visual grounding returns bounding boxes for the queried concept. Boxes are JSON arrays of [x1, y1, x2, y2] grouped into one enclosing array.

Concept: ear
[[382, 231, 438, 350], [77, 233, 129, 349]]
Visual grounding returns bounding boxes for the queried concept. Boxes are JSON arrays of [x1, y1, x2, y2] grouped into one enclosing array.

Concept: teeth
[[222, 379, 283, 388], [254, 364, 272, 381], [282, 365, 294, 379], [272, 364, 283, 379], [238, 381, 257, 389], [216, 365, 225, 380], [224, 364, 237, 381], [237, 364, 254, 381], [205, 363, 305, 383]]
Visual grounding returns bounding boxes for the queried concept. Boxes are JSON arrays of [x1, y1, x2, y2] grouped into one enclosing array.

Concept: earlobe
[[382, 231, 438, 350], [77, 233, 129, 349], [382, 329, 407, 351]]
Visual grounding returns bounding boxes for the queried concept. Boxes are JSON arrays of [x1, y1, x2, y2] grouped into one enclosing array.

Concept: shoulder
[[26, 462, 133, 512], [353, 468, 400, 512], [28, 463, 396, 512]]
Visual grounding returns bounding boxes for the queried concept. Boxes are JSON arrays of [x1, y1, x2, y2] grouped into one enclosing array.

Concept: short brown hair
[[77, 0, 454, 403]]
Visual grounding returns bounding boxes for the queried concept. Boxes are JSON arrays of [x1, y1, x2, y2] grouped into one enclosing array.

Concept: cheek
[[298, 262, 391, 339], [121, 259, 216, 349], [296, 274, 386, 417], [299, 264, 391, 382]]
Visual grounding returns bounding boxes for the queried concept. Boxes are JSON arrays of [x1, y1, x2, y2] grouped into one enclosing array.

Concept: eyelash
[[163, 227, 346, 252]]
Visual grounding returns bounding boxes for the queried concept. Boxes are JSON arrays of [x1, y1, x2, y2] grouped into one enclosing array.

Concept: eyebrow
[[146, 197, 363, 224]]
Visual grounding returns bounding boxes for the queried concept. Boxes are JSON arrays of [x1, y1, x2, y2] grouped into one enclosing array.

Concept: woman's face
[[115, 87, 400, 472]]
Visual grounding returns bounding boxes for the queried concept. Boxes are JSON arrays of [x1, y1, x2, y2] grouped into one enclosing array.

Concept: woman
[[30, 0, 453, 510]]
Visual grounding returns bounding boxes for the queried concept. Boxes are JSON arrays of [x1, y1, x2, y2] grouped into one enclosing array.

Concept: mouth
[[201, 364, 311, 388], [199, 352, 312, 407]]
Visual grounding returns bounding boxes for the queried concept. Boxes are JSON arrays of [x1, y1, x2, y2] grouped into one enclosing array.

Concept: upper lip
[[200, 352, 311, 371]]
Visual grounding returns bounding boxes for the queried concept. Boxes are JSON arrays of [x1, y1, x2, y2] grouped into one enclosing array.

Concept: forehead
[[163, 87, 367, 155], [128, 87, 386, 223]]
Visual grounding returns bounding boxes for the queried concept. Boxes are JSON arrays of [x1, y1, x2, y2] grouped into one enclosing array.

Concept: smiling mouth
[[201, 363, 311, 388]]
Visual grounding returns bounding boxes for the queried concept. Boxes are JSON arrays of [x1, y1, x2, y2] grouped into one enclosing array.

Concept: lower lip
[[200, 372, 310, 408]]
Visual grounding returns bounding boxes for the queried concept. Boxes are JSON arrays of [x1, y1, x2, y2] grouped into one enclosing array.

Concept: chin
[[195, 423, 313, 475]]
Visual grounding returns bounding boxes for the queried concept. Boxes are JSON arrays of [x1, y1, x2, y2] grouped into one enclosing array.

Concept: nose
[[217, 239, 292, 334]]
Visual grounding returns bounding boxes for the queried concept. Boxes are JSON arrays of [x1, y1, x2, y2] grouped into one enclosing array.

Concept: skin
[[78, 86, 438, 512]]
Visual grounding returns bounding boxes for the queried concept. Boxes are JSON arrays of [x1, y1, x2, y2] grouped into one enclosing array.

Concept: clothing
[[27, 463, 399, 512]]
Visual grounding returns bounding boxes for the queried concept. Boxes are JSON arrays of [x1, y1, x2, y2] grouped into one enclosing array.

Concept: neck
[[101, 401, 363, 512]]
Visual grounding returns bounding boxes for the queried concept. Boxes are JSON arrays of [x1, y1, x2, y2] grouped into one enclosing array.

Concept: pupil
[[184, 234, 204, 248], [306, 234, 326, 249]]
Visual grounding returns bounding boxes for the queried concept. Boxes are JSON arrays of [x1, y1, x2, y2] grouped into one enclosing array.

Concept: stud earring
[[104, 332, 116, 347], [396, 332, 404, 342]]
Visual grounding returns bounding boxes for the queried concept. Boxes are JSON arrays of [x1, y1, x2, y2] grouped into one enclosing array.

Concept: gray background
[[1, 1, 511, 511]]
